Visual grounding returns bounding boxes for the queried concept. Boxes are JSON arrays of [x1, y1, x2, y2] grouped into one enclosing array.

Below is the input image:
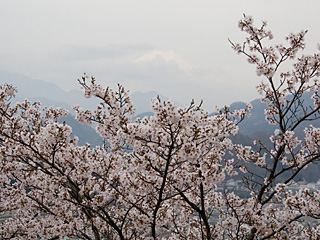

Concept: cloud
[[134, 50, 192, 71], [61, 44, 154, 61], [86, 50, 234, 110]]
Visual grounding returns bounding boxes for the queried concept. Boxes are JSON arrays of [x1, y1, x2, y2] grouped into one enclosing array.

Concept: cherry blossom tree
[[0, 79, 248, 240], [0, 15, 320, 239], [228, 14, 320, 239]]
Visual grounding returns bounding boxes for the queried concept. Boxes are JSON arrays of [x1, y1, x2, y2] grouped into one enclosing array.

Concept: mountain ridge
[[2, 71, 320, 182]]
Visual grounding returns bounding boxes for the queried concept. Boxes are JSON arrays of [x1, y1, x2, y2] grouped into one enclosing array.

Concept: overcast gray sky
[[1, 0, 320, 110]]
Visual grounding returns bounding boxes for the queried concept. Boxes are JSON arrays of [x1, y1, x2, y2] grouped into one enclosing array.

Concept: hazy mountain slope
[[59, 115, 103, 147], [0, 71, 100, 112], [2, 71, 320, 181], [130, 90, 182, 115], [1, 71, 171, 115], [229, 92, 320, 136]]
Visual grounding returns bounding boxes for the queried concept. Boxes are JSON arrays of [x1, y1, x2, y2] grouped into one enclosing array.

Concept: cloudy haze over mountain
[[1, 0, 320, 110]]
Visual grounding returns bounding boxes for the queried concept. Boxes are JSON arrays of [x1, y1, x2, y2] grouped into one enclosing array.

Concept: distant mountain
[[0, 71, 171, 146], [2, 71, 318, 138], [130, 90, 182, 115], [232, 99, 275, 136], [59, 115, 103, 147], [0, 71, 100, 112], [131, 91, 170, 115], [2, 71, 320, 182], [0, 71, 171, 116], [230, 92, 320, 137]]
